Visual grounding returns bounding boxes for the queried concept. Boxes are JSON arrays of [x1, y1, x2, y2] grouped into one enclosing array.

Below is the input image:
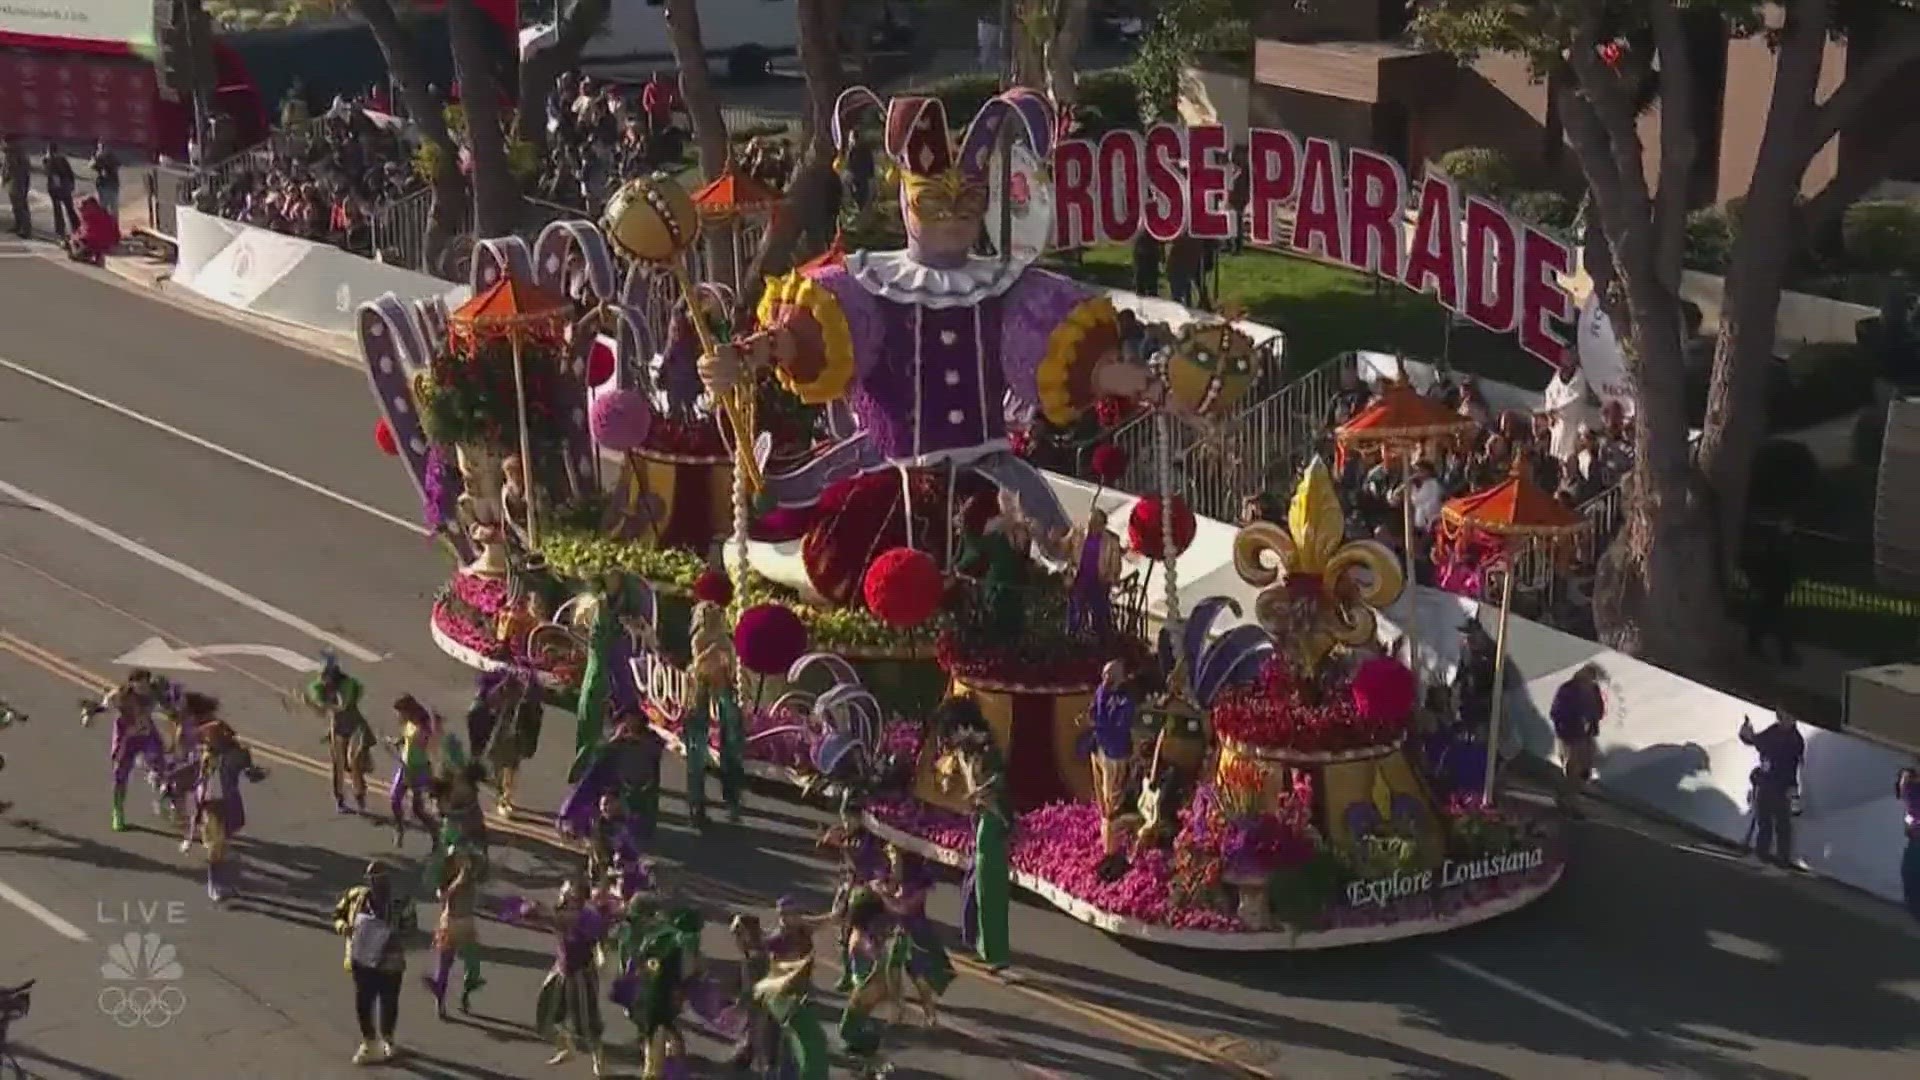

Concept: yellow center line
[[0, 628, 1273, 1077]]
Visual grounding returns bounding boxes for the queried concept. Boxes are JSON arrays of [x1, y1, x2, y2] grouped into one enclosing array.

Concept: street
[[0, 249, 1917, 1078]]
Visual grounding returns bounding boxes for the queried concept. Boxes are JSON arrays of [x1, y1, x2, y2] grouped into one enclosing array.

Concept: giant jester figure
[[698, 87, 1158, 596]]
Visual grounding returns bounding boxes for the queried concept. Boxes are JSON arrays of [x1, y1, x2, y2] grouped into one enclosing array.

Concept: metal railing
[[143, 165, 193, 239], [1105, 356, 1340, 522], [719, 106, 802, 139], [368, 187, 441, 273]]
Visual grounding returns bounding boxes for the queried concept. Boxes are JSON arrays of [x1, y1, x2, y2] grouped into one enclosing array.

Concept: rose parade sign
[[1051, 122, 1576, 368]]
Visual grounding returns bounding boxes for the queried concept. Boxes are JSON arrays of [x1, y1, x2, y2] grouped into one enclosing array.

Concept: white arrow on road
[[114, 637, 323, 674]]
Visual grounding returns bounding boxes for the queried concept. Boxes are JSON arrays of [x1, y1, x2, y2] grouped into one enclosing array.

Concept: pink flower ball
[[589, 387, 654, 452], [733, 603, 809, 676]]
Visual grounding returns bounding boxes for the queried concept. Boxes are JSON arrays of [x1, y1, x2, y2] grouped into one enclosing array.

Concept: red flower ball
[[374, 417, 400, 457], [1009, 428, 1034, 458], [589, 386, 654, 452], [1351, 656, 1417, 725], [1126, 495, 1196, 560], [863, 547, 944, 629], [1089, 443, 1128, 485], [691, 569, 734, 606], [587, 340, 617, 387], [734, 603, 809, 676]]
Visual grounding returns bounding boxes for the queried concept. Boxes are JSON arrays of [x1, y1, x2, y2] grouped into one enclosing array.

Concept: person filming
[[1739, 713, 1804, 871]]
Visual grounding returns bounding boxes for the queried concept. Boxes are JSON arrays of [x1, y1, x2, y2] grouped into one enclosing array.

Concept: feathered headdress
[[833, 85, 1056, 210]]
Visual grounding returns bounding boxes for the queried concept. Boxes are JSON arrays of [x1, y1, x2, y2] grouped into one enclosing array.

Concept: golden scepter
[[600, 173, 763, 493]]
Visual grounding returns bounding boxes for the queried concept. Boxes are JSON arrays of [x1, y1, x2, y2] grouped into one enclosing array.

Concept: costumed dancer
[[388, 695, 441, 848], [873, 845, 953, 1026], [837, 887, 902, 1074], [934, 696, 1012, 972], [84, 671, 166, 833], [819, 799, 886, 993], [423, 739, 491, 895], [1079, 659, 1136, 875], [728, 915, 776, 1071], [745, 924, 830, 1080], [570, 571, 653, 783], [698, 87, 1157, 605], [956, 490, 1031, 638], [631, 907, 704, 1079], [184, 704, 267, 902], [1064, 506, 1123, 638], [586, 791, 635, 886], [422, 816, 486, 1017], [304, 654, 375, 814], [1900, 766, 1920, 923], [468, 667, 544, 818], [524, 877, 614, 1075], [686, 579, 746, 827], [560, 709, 665, 846]]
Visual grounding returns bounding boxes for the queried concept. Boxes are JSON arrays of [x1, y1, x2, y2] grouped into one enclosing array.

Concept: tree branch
[[1800, 111, 1920, 236], [1647, 0, 1695, 292], [1800, 15, 1920, 162], [1563, 3, 1651, 201]]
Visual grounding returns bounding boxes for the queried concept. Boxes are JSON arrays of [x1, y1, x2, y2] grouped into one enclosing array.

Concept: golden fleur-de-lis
[[1232, 458, 1404, 669]]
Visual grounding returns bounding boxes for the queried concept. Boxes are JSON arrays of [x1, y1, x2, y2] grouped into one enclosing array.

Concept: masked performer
[[837, 887, 902, 1070], [934, 697, 1012, 971], [702, 89, 1155, 602], [423, 819, 486, 1017], [388, 695, 441, 848], [305, 656, 375, 814], [186, 708, 267, 902], [85, 673, 166, 832], [527, 877, 614, 1075], [586, 791, 635, 886], [468, 667, 544, 818], [819, 805, 886, 992], [1064, 506, 1123, 638], [1080, 659, 1136, 867], [874, 846, 952, 1026], [560, 710, 665, 845], [571, 571, 654, 783], [686, 588, 745, 827]]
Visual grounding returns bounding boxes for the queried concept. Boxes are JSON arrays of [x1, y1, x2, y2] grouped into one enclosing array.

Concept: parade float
[[356, 83, 1566, 950]]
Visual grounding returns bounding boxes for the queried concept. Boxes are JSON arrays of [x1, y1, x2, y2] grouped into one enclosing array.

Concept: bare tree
[[1013, 0, 1093, 106], [663, 0, 740, 285], [351, 0, 467, 266], [448, 0, 521, 238]]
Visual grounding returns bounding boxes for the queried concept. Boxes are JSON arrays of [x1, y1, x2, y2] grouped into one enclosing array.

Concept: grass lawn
[[1047, 243, 1555, 391]]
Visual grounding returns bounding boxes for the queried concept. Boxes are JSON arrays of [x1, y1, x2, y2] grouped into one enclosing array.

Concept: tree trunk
[[516, 0, 612, 154], [663, 0, 739, 286], [1694, 3, 1830, 572], [738, 0, 844, 321], [353, 0, 466, 265], [1013, 0, 1048, 87], [449, 0, 521, 239], [1045, 0, 1091, 108]]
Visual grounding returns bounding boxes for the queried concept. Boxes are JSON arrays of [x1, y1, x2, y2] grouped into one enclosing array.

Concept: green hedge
[[917, 69, 1141, 136], [1841, 200, 1920, 276], [1507, 190, 1575, 233], [1684, 205, 1736, 273], [1434, 147, 1517, 200], [1768, 342, 1880, 430]]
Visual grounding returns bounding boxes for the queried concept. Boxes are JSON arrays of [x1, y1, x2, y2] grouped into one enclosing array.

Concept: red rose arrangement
[[1210, 657, 1413, 753]]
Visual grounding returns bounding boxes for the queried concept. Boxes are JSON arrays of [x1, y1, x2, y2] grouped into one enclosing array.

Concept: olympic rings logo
[[97, 984, 188, 1028]]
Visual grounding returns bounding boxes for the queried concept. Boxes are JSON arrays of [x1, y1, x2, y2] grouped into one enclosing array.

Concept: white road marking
[[0, 478, 383, 663], [0, 356, 429, 538], [115, 636, 321, 673], [1434, 953, 1632, 1039], [0, 876, 93, 943]]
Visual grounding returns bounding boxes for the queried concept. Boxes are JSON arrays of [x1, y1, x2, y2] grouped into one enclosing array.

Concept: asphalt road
[[0, 249, 1918, 1079]]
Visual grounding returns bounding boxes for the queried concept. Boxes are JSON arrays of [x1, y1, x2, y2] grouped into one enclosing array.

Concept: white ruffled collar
[[846, 250, 1023, 308]]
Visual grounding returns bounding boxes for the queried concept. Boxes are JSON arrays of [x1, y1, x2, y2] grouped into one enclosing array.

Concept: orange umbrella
[[1440, 463, 1585, 539], [1440, 461, 1588, 805], [1335, 379, 1481, 448], [448, 276, 572, 345], [689, 165, 784, 223]]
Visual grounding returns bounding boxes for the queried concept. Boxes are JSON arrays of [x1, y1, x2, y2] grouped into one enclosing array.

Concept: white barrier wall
[[173, 208, 469, 338]]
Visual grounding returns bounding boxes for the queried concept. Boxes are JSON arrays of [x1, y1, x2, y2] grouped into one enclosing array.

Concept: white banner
[[0, 0, 155, 47], [1575, 293, 1635, 414], [173, 208, 468, 338]]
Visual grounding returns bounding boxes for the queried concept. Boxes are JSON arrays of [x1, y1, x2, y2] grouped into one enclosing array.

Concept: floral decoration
[[1210, 657, 1412, 753]]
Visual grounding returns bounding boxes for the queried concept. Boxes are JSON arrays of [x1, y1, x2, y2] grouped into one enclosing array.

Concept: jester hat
[[832, 85, 1056, 205]]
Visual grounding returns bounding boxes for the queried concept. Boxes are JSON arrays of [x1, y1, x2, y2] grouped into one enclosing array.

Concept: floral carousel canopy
[[1334, 378, 1481, 450], [689, 165, 784, 222], [448, 275, 572, 346]]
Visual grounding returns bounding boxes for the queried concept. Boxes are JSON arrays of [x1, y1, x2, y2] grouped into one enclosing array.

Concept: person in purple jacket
[[1550, 664, 1606, 817], [1739, 714, 1804, 870]]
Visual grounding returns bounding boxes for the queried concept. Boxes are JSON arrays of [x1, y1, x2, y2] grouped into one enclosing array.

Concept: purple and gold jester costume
[[92, 677, 166, 833], [745, 87, 1137, 577]]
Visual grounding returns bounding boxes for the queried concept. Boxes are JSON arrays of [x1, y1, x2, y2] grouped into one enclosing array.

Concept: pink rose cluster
[[451, 572, 511, 614], [868, 797, 1243, 932], [433, 598, 515, 663]]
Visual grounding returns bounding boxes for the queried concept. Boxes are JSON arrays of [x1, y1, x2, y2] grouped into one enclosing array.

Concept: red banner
[[0, 53, 157, 150]]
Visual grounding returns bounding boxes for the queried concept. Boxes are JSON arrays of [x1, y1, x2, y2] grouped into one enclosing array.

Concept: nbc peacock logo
[[97, 931, 188, 1028]]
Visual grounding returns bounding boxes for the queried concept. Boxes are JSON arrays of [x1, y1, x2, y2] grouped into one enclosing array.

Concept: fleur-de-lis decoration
[[1232, 457, 1404, 670]]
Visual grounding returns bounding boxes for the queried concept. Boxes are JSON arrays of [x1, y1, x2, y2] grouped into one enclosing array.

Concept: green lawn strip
[[1048, 244, 1553, 390]]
